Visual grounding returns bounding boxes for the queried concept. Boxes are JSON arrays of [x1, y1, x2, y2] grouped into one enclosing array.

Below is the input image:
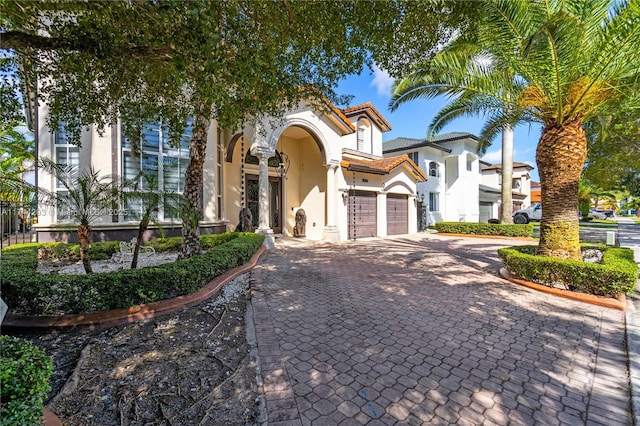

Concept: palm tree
[[119, 171, 181, 269], [391, 0, 640, 260], [390, 33, 522, 225], [0, 126, 35, 201], [39, 159, 114, 273]]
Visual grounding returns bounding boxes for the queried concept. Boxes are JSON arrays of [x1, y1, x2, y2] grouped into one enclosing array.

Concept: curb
[[2, 246, 266, 332], [499, 267, 626, 311]]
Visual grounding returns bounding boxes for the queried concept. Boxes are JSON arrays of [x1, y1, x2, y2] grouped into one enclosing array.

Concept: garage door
[[348, 191, 377, 239], [479, 202, 493, 223], [387, 194, 408, 235]]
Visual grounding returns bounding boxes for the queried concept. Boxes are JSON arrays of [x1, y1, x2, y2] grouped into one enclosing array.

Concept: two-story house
[[35, 100, 426, 245], [383, 133, 481, 225], [480, 161, 533, 219]]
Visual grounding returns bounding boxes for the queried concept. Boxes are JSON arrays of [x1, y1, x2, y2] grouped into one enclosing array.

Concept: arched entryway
[[274, 125, 327, 239]]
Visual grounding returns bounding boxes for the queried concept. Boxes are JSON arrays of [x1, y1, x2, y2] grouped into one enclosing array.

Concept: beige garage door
[[348, 191, 377, 240], [387, 194, 408, 235]]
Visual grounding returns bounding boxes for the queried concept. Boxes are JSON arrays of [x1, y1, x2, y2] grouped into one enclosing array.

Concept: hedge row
[[1, 232, 264, 315], [435, 222, 534, 237], [0, 336, 53, 426], [36, 233, 238, 262], [498, 245, 638, 298]]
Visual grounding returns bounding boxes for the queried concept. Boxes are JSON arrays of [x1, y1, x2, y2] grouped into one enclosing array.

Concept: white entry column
[[323, 162, 340, 241], [255, 147, 275, 248]]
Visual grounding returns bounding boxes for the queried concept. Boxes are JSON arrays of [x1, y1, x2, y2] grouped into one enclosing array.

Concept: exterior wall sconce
[[415, 192, 425, 206], [342, 191, 349, 203]]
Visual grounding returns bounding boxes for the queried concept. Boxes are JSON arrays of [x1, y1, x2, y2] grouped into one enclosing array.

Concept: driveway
[[250, 234, 630, 425]]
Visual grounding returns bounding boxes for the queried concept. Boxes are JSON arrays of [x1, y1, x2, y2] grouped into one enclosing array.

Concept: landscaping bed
[[1, 232, 264, 315], [498, 245, 638, 298], [12, 275, 260, 426]]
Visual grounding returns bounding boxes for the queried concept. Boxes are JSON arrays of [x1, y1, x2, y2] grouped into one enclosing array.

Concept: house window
[[54, 123, 80, 221], [466, 153, 474, 171], [429, 192, 439, 212], [357, 126, 365, 151], [122, 121, 192, 221], [408, 152, 419, 165], [513, 178, 521, 190], [429, 161, 439, 177]]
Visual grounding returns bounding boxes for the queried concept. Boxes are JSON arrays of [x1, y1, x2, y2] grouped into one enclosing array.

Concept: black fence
[[1, 201, 37, 249]]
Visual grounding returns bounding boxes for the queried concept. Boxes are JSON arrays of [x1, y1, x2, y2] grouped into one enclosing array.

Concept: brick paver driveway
[[250, 234, 630, 425]]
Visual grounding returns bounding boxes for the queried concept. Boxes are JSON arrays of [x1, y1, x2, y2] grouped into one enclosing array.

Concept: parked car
[[513, 203, 582, 224], [589, 209, 607, 220], [513, 203, 542, 224]]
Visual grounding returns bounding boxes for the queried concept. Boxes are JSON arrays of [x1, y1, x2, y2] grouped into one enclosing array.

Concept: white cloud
[[481, 149, 503, 164], [369, 64, 395, 97]]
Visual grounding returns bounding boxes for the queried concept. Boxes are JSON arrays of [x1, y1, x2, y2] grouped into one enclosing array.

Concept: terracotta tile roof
[[341, 154, 427, 181], [481, 162, 534, 171], [342, 102, 392, 132]]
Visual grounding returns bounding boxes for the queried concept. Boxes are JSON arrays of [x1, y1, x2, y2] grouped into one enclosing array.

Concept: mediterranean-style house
[[34, 100, 426, 246], [382, 135, 534, 225]]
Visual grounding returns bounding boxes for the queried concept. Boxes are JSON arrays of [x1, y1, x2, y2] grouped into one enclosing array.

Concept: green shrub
[[0, 336, 53, 426], [498, 245, 638, 298], [1, 232, 265, 315], [38, 241, 119, 262], [435, 222, 534, 237]]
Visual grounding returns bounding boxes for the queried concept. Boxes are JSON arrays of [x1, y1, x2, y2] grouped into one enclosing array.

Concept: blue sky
[[336, 66, 542, 182]]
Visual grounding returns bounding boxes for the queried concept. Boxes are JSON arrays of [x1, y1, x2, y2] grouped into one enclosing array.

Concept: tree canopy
[[1, 0, 478, 254]]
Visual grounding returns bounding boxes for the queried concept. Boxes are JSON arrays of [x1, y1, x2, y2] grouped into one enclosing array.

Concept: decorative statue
[[294, 208, 306, 237], [237, 207, 253, 232]]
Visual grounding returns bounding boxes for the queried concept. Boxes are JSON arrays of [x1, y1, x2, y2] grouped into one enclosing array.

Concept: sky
[[335, 66, 542, 182]]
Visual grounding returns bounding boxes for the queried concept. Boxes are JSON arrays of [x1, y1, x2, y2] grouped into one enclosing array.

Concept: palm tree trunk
[[180, 114, 209, 259], [131, 216, 149, 269], [536, 118, 587, 260], [500, 125, 514, 223], [77, 223, 93, 273]]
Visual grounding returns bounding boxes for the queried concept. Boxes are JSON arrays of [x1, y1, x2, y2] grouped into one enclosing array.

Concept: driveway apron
[[250, 235, 630, 425]]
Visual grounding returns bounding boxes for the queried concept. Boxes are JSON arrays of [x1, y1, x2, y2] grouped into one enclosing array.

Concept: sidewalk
[[618, 217, 640, 425]]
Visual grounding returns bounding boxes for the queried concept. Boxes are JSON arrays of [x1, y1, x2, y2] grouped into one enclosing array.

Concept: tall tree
[[390, 33, 522, 224], [1, 0, 477, 257], [392, 0, 640, 260]]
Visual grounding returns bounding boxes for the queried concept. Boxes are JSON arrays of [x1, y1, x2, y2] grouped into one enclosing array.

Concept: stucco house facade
[[382, 133, 482, 226], [34, 100, 426, 245], [382, 135, 534, 225], [480, 161, 534, 218]]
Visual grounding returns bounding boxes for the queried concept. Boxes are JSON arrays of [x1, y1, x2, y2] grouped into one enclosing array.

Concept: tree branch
[[1, 30, 172, 62]]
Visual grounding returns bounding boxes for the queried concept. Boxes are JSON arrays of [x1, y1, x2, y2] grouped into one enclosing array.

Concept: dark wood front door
[[246, 175, 282, 233]]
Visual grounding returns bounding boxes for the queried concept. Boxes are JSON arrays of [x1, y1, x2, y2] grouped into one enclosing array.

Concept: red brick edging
[[499, 267, 626, 311], [2, 246, 266, 332]]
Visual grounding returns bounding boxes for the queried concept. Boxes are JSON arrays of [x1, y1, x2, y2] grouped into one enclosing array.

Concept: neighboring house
[[480, 161, 534, 218], [34, 100, 426, 245], [531, 181, 541, 203], [383, 133, 481, 225]]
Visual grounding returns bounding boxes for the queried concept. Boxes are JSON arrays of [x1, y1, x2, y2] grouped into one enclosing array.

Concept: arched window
[[429, 161, 439, 177], [245, 150, 283, 168], [356, 118, 371, 152]]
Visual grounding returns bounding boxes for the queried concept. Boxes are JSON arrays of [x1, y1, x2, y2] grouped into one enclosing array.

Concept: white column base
[[322, 226, 340, 242], [256, 228, 276, 249]]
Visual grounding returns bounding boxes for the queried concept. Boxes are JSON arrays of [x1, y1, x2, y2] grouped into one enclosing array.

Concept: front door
[[246, 175, 282, 234]]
